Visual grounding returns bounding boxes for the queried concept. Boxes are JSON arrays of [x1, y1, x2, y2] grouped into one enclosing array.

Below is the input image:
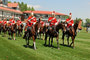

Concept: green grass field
[[0, 29, 90, 60]]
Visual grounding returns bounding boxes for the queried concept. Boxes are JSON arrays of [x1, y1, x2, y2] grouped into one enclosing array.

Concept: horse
[[24, 21, 41, 50], [8, 23, 17, 40], [38, 25, 47, 40], [36, 21, 47, 40], [44, 22, 66, 49], [62, 20, 82, 48], [2, 23, 8, 37], [17, 24, 24, 36], [0, 23, 2, 34]]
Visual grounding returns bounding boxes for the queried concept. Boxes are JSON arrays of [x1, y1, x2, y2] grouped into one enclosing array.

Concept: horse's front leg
[[43, 33, 44, 40], [49, 37, 50, 46], [40, 33, 41, 39], [67, 35, 69, 46], [51, 37, 53, 47], [44, 33, 47, 46], [56, 36, 60, 49], [0, 29, 1, 34], [70, 36, 75, 48], [27, 37, 29, 46], [62, 32, 65, 45], [26, 39, 28, 47], [32, 36, 36, 50], [11, 32, 13, 40], [14, 33, 16, 40]]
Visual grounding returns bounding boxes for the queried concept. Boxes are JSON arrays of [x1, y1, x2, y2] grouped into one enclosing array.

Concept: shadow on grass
[[8, 38, 17, 40], [43, 44, 58, 49], [60, 44, 73, 48], [23, 45, 34, 49]]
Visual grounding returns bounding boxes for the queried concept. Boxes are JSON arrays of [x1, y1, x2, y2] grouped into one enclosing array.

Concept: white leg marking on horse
[[34, 42, 36, 50]]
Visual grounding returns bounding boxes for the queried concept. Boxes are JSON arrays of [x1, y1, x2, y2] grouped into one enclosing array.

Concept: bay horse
[[62, 20, 82, 48], [17, 24, 24, 36], [36, 20, 47, 40], [38, 25, 47, 40], [44, 22, 66, 49], [2, 23, 8, 37], [8, 23, 17, 40], [24, 21, 41, 50]]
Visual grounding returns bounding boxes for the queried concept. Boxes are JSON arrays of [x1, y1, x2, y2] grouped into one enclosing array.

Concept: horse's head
[[56, 22, 66, 32], [77, 20, 82, 30], [34, 21, 41, 33]]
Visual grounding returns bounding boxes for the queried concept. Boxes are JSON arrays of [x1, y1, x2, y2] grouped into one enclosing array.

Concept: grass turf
[[0, 29, 90, 60]]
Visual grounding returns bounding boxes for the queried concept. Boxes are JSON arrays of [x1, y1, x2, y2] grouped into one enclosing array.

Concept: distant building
[[23, 11, 67, 22], [0, 0, 22, 20], [8, 3, 20, 10], [0, 0, 67, 22]]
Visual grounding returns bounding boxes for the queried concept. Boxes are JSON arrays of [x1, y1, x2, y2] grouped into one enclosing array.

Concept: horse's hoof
[[14, 38, 15, 40], [44, 44, 46, 46], [34, 48, 36, 50], [70, 45, 71, 47], [23, 37, 25, 39], [62, 43, 64, 45], [68, 45, 69, 47], [73, 47, 75, 49], [49, 45, 51, 47], [58, 48, 60, 50]]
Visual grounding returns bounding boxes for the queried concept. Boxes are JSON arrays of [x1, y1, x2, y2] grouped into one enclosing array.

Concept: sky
[[8, 0, 90, 19]]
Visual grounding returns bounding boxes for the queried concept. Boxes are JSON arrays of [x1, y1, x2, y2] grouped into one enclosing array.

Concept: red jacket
[[0, 21, 2, 23], [48, 17, 57, 26], [66, 18, 74, 27], [27, 16, 37, 27], [40, 21, 44, 26], [17, 20, 22, 26], [9, 19, 15, 26]]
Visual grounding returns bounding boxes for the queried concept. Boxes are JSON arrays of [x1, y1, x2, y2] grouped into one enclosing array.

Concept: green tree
[[14, 1, 16, 3], [8, 1, 11, 3], [31, 7, 35, 11], [86, 18, 90, 23], [85, 18, 90, 27], [27, 7, 31, 10]]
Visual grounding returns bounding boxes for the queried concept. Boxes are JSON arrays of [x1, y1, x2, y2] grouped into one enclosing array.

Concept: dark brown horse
[[24, 21, 41, 50], [44, 22, 66, 49], [2, 23, 8, 37], [8, 23, 17, 40], [17, 24, 24, 36], [62, 20, 82, 48]]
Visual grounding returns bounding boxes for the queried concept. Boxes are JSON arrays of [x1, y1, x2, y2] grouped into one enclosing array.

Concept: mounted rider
[[17, 17, 22, 27], [65, 13, 75, 35], [23, 11, 37, 39], [65, 13, 74, 29], [38, 16, 45, 27], [8, 16, 15, 27], [2, 17, 7, 26], [48, 11, 57, 32]]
